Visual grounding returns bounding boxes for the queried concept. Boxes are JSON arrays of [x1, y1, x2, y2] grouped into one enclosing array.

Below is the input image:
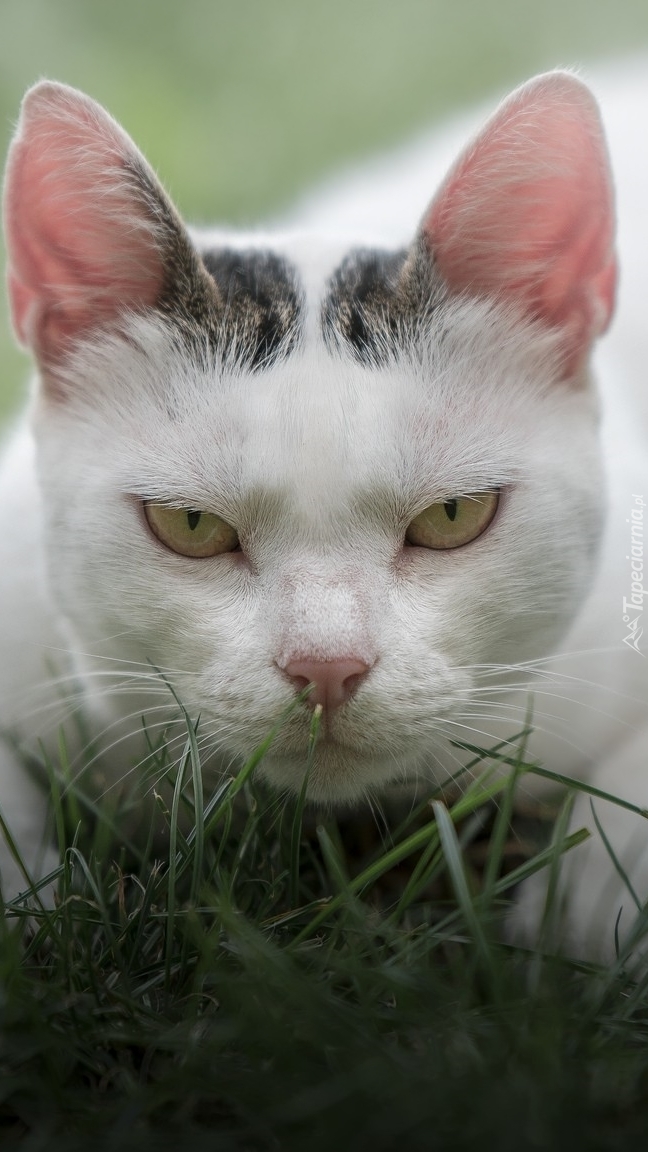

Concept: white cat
[[0, 64, 646, 958]]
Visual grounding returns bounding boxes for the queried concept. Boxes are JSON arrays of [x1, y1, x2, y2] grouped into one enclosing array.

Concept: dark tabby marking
[[200, 248, 303, 369], [321, 244, 445, 364], [127, 155, 224, 343], [126, 157, 302, 370]]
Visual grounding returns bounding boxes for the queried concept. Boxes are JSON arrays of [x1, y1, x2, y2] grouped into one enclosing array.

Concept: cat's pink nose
[[282, 658, 371, 711]]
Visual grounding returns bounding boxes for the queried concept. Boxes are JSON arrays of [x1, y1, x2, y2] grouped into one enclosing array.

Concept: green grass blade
[[432, 800, 496, 976], [0, 806, 59, 931], [290, 704, 321, 908], [290, 773, 513, 947], [481, 713, 532, 902], [187, 719, 205, 908], [522, 765, 648, 819], [450, 725, 534, 769], [164, 736, 191, 999], [589, 799, 642, 912]]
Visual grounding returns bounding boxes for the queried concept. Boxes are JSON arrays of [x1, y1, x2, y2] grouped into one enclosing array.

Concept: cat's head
[[2, 75, 615, 802]]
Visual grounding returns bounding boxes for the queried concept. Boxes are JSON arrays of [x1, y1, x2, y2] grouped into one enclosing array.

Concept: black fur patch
[[199, 248, 303, 369], [125, 154, 225, 350], [120, 158, 302, 371], [321, 245, 444, 363]]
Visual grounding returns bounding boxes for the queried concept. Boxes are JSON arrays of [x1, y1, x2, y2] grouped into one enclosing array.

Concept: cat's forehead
[[110, 298, 557, 516], [192, 229, 438, 369], [57, 232, 573, 515]]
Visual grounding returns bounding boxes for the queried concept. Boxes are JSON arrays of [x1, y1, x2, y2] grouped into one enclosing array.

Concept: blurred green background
[[1, 0, 647, 419]]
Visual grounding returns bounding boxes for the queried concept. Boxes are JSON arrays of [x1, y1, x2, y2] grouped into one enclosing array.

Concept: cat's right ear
[[3, 81, 214, 381]]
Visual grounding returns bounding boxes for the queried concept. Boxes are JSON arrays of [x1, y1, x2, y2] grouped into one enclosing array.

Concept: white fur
[[1, 63, 648, 959]]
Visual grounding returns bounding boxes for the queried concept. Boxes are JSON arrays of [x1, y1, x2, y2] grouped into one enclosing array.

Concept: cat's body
[[0, 64, 647, 957]]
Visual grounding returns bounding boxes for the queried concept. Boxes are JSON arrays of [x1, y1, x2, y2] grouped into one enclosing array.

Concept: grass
[[2, 704, 648, 1150]]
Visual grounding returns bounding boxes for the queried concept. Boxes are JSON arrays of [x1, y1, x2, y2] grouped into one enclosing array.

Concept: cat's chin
[[257, 741, 412, 806]]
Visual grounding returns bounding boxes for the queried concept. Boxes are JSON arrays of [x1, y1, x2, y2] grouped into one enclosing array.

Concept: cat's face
[[32, 281, 603, 801], [4, 77, 615, 802]]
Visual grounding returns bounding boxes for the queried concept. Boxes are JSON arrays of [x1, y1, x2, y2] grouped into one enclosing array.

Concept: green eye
[[144, 503, 239, 558], [405, 491, 499, 550]]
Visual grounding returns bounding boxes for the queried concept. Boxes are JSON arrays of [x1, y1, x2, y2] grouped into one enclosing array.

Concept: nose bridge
[[274, 562, 376, 667]]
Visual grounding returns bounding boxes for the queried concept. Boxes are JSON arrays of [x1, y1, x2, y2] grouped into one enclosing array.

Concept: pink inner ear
[[423, 73, 617, 376], [3, 82, 165, 365]]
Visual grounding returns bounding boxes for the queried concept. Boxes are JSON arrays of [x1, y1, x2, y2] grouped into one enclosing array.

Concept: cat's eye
[[405, 490, 499, 550], [144, 503, 239, 558]]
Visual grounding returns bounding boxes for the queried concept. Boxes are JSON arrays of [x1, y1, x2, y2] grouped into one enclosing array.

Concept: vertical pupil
[[187, 510, 201, 532], [444, 500, 458, 522]]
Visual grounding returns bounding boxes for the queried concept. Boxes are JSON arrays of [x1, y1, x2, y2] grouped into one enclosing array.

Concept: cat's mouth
[[257, 736, 407, 805], [308, 718, 348, 748]]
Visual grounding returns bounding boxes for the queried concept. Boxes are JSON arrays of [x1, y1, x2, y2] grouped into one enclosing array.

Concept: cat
[[0, 64, 647, 959]]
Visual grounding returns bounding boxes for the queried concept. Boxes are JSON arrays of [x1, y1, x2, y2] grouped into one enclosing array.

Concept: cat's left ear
[[421, 72, 616, 379]]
